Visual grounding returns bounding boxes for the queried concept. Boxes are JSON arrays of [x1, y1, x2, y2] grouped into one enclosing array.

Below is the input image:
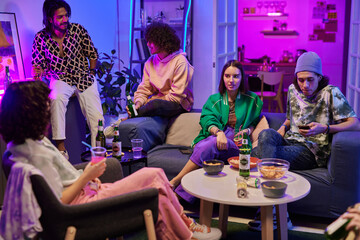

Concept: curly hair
[[0, 81, 51, 144], [145, 22, 180, 54], [218, 60, 247, 95], [43, 0, 71, 33]]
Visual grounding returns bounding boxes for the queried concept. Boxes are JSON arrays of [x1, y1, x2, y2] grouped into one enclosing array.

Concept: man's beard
[[53, 23, 68, 33]]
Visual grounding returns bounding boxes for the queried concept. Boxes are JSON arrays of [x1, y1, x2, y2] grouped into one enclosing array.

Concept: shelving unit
[[261, 30, 299, 38], [242, 13, 288, 20], [241, 12, 298, 39], [129, 0, 192, 75]]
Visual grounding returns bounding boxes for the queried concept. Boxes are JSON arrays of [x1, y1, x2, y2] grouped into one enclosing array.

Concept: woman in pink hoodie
[[130, 22, 194, 118]]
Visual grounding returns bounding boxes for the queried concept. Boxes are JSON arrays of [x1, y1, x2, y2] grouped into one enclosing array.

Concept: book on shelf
[[135, 38, 151, 61]]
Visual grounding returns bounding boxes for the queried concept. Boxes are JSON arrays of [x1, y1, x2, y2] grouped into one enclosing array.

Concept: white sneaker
[[189, 218, 222, 240], [60, 150, 69, 160], [104, 118, 123, 138]]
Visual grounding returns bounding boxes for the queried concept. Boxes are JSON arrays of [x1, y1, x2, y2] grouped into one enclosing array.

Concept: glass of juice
[[91, 146, 106, 165]]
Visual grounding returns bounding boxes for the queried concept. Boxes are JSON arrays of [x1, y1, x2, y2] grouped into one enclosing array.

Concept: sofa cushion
[[147, 144, 191, 180], [118, 116, 169, 151], [165, 112, 201, 147], [250, 115, 269, 148]]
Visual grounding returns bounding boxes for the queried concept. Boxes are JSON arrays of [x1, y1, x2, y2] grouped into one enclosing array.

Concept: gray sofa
[[118, 112, 360, 219]]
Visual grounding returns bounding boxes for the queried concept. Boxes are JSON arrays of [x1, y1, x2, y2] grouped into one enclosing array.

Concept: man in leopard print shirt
[[32, 0, 103, 158]]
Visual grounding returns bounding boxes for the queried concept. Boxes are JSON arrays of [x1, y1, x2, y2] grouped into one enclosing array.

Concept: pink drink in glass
[[90, 146, 106, 165], [91, 156, 105, 165]]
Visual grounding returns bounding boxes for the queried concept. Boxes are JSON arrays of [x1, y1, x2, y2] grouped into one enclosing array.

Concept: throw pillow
[[251, 115, 269, 148], [165, 112, 202, 147]]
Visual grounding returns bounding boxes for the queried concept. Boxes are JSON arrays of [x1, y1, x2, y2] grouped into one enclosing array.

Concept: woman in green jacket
[[170, 60, 263, 202]]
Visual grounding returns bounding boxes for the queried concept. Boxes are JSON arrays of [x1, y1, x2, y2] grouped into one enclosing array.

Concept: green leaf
[[121, 67, 132, 76], [102, 103, 108, 115], [105, 74, 113, 82], [103, 53, 111, 59], [102, 61, 111, 70], [125, 82, 130, 93], [131, 83, 139, 93], [98, 81, 105, 86], [114, 71, 122, 76], [111, 49, 116, 55], [116, 76, 126, 86], [133, 69, 141, 79], [111, 89, 121, 97]]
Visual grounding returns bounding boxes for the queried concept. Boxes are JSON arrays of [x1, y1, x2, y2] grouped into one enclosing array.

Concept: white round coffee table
[[181, 165, 311, 240]]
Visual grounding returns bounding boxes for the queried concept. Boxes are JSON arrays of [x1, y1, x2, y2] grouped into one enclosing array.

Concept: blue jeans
[[251, 129, 317, 170], [138, 99, 186, 118]]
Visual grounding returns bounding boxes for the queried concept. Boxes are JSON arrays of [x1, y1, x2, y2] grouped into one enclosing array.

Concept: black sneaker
[[248, 207, 293, 231]]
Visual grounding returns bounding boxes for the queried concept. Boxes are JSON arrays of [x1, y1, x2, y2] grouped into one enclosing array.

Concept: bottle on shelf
[[324, 204, 360, 240], [261, 58, 269, 72], [112, 125, 122, 160], [126, 92, 138, 118], [4, 66, 13, 92], [239, 132, 251, 179], [96, 119, 106, 148]]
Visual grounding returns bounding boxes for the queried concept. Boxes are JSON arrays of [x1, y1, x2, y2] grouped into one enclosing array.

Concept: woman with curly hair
[[0, 81, 221, 240], [129, 21, 194, 118]]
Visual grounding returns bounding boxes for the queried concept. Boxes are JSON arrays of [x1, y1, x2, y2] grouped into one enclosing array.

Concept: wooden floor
[[181, 200, 333, 236]]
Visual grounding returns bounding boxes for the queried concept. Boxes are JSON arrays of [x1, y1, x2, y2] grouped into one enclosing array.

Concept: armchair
[[1, 153, 159, 240], [31, 174, 158, 240]]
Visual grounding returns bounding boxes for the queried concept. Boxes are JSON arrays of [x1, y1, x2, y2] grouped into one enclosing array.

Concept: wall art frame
[[0, 12, 25, 81]]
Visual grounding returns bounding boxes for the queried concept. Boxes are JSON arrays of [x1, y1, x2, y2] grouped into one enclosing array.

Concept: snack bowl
[[261, 181, 287, 198], [203, 160, 224, 175], [257, 158, 289, 179], [228, 156, 259, 169]]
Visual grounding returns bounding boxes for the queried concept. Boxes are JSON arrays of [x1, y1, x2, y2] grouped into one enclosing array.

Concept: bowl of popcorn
[[203, 160, 224, 175], [257, 158, 289, 180]]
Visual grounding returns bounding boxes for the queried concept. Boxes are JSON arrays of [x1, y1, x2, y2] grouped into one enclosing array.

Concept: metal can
[[236, 176, 261, 188], [245, 177, 261, 188], [236, 177, 248, 198]]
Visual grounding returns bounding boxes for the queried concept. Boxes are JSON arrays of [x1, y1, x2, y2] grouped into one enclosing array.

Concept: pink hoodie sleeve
[[134, 63, 155, 107], [164, 62, 194, 104]]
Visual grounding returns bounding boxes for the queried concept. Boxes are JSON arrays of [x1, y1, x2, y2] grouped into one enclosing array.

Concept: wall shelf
[[260, 30, 299, 39], [243, 13, 288, 20]]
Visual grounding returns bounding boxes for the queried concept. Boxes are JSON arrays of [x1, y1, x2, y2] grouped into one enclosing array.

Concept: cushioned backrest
[[166, 112, 201, 146], [258, 71, 284, 86]]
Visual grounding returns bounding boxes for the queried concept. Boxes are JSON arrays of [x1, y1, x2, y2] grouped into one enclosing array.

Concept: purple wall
[[238, 0, 346, 90]]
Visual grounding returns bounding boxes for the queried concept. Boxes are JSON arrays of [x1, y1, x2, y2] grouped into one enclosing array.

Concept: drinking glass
[[269, 1, 275, 13], [264, 1, 270, 13], [257, 1, 263, 14], [280, 1, 287, 13], [91, 147, 106, 165], [274, 1, 280, 12], [131, 139, 144, 159]]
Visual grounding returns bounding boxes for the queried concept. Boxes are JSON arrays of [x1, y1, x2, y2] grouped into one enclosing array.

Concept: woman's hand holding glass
[[84, 159, 107, 182]]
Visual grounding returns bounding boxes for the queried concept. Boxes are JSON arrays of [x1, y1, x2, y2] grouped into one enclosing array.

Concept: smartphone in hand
[[298, 125, 310, 130]]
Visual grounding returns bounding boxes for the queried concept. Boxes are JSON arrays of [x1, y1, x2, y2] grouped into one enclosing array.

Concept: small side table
[[81, 147, 147, 174]]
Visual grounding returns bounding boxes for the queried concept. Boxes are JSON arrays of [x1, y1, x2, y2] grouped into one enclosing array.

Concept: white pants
[[49, 79, 104, 147]]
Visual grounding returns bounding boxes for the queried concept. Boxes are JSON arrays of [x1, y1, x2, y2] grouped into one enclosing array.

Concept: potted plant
[[96, 49, 141, 117]]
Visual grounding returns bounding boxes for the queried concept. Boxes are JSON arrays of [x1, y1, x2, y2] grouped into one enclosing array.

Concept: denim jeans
[[251, 129, 318, 170], [138, 99, 186, 118]]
